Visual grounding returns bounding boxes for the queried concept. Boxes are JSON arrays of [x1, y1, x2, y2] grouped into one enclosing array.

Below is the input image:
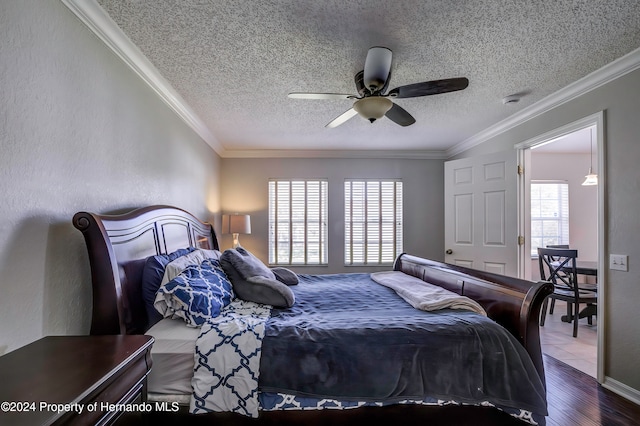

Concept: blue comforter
[[258, 273, 547, 417]]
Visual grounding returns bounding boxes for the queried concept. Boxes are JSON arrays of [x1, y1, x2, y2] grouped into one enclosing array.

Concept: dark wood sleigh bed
[[73, 205, 553, 425]]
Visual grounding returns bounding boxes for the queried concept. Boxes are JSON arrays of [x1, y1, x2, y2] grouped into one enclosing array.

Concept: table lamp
[[222, 214, 251, 248]]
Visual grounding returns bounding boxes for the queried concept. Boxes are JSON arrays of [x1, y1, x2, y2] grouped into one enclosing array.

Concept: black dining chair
[[545, 245, 598, 294], [538, 247, 597, 337], [543, 245, 570, 314]]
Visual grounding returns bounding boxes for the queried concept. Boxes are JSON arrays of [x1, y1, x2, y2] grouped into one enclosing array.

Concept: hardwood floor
[[540, 301, 640, 425], [544, 354, 640, 426], [120, 357, 640, 426]]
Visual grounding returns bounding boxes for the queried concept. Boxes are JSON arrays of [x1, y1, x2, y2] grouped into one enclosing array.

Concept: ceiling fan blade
[[385, 103, 416, 127], [363, 46, 392, 93], [288, 93, 355, 100], [388, 77, 469, 99], [325, 108, 358, 128]]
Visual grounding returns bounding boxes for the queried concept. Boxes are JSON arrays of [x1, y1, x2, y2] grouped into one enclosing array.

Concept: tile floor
[[539, 300, 598, 378]]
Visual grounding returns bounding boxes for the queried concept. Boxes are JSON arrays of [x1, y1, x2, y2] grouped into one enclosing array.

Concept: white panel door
[[444, 150, 518, 277]]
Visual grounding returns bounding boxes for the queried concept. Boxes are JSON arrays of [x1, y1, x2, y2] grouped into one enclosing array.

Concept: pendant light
[[582, 128, 598, 186]]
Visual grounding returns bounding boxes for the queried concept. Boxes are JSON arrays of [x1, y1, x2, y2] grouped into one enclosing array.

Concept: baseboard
[[602, 376, 640, 405]]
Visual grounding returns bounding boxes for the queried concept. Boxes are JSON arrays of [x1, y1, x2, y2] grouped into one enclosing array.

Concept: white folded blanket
[[370, 271, 486, 316]]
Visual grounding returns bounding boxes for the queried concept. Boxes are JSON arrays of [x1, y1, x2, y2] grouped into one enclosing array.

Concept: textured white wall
[[220, 158, 444, 274], [0, 1, 221, 354], [451, 68, 640, 394]]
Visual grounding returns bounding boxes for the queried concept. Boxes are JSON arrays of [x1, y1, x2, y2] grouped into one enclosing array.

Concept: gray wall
[[0, 1, 221, 354], [221, 158, 444, 274], [452, 68, 640, 393]]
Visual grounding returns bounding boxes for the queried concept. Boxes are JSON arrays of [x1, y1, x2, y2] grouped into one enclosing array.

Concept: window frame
[[530, 180, 570, 257], [344, 179, 403, 266], [268, 179, 328, 266]]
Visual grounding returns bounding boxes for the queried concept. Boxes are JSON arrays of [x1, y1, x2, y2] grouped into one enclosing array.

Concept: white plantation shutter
[[269, 179, 328, 265], [345, 180, 403, 265]]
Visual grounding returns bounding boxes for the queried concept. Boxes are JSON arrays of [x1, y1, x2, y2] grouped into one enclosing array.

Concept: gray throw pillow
[[271, 267, 299, 286], [220, 247, 295, 307]]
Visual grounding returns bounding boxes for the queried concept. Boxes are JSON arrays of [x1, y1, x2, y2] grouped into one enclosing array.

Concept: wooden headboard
[[73, 205, 219, 335]]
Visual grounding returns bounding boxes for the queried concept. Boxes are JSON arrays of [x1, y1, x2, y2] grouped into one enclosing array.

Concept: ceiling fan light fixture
[[290, 46, 468, 128], [353, 97, 393, 122]]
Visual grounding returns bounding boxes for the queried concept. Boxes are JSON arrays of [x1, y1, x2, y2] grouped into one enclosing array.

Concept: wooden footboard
[[394, 253, 553, 385]]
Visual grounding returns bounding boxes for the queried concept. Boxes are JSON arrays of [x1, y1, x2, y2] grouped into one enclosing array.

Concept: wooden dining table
[[572, 260, 598, 277]]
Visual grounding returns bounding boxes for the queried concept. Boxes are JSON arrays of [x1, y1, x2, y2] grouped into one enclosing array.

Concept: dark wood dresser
[[0, 335, 153, 425]]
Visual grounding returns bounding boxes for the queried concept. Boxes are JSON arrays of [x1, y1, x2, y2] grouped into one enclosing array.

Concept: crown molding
[[220, 149, 448, 160], [447, 46, 640, 158], [61, 0, 225, 155]]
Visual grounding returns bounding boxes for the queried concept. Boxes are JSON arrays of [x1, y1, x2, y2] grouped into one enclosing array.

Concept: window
[[344, 180, 403, 265], [530, 181, 569, 256], [269, 179, 328, 265]]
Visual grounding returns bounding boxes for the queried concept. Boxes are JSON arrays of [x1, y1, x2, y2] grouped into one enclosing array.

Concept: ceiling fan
[[288, 46, 469, 128]]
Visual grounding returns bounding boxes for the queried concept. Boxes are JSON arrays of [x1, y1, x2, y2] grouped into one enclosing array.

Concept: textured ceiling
[[96, 0, 640, 155]]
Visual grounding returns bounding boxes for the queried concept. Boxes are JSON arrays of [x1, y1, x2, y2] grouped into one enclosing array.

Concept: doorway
[[515, 111, 605, 382]]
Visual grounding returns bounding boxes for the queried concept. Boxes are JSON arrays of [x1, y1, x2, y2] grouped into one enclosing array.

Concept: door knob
[[445, 249, 453, 255]]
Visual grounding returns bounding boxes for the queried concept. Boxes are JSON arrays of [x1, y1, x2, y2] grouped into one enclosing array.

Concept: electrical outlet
[[610, 254, 629, 272]]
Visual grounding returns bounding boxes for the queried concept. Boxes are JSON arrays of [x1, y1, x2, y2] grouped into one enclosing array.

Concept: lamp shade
[[353, 97, 393, 122], [222, 214, 251, 235]]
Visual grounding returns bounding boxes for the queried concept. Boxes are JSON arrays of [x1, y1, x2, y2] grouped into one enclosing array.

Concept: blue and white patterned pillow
[[154, 259, 235, 327]]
